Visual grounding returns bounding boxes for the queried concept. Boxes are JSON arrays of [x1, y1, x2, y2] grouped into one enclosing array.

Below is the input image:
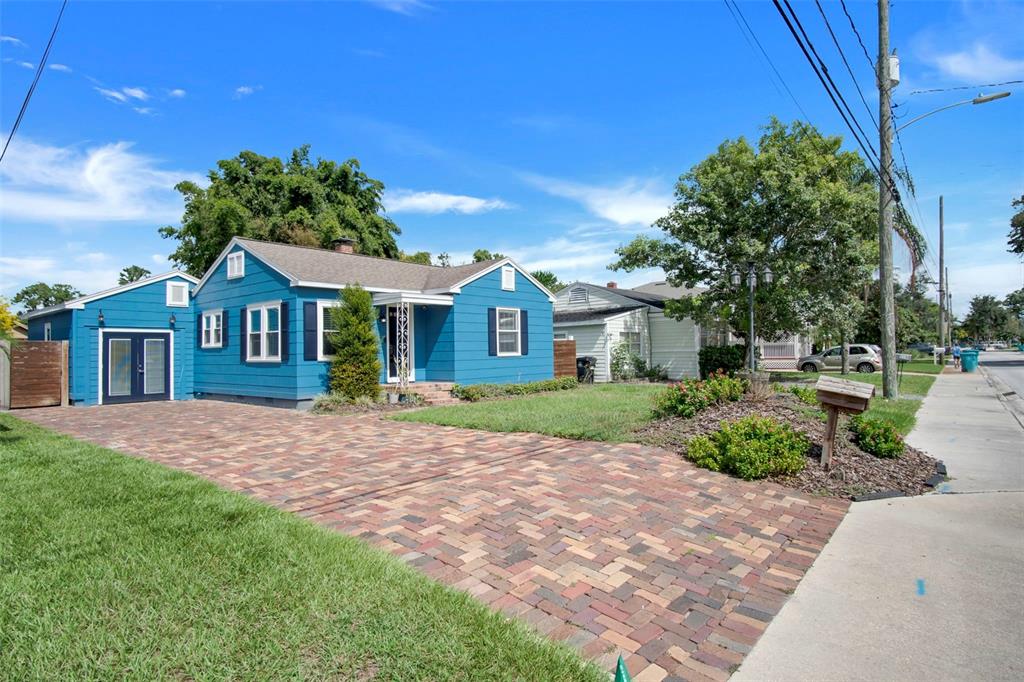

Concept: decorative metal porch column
[[395, 302, 411, 391]]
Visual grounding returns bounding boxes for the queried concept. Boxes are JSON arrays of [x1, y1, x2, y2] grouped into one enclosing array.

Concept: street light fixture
[[896, 91, 1011, 132], [730, 262, 774, 371]]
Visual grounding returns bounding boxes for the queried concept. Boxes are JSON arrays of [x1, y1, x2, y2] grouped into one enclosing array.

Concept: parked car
[[798, 344, 882, 373], [905, 342, 934, 355]]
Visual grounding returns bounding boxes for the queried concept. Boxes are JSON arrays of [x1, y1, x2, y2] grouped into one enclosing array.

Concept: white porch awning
[[371, 292, 454, 307]]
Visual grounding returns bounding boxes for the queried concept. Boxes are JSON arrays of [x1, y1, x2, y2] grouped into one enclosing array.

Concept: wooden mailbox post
[[815, 375, 875, 469]]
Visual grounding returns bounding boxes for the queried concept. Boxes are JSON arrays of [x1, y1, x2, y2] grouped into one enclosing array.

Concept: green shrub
[[684, 415, 808, 480], [698, 344, 746, 379], [789, 385, 818, 406], [653, 370, 746, 418], [610, 342, 648, 381], [451, 376, 578, 402], [327, 285, 381, 401], [849, 415, 904, 458]]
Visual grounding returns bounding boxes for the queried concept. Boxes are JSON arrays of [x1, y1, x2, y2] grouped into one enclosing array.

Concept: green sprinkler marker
[[614, 654, 632, 682]]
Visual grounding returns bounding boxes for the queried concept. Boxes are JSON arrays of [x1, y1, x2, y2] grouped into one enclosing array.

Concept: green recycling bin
[[960, 349, 979, 372]]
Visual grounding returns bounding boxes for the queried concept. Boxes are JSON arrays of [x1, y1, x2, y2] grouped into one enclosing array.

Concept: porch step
[[381, 382, 458, 406]]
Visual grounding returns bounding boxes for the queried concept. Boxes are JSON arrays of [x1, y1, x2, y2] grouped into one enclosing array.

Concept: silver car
[[798, 344, 882, 373]]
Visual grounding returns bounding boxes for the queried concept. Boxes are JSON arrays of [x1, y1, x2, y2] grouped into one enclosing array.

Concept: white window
[[227, 251, 245, 279], [619, 331, 642, 356], [166, 281, 188, 307], [317, 300, 340, 361], [501, 265, 515, 291], [568, 287, 588, 304], [247, 302, 281, 362], [44, 322, 52, 341], [201, 310, 223, 348], [554, 332, 573, 341], [496, 307, 521, 356]]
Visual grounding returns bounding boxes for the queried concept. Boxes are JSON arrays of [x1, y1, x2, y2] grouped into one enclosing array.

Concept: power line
[[771, 0, 881, 175], [910, 79, 1022, 95], [722, 0, 786, 102], [813, 0, 878, 130], [838, 0, 875, 73], [0, 0, 69, 165]]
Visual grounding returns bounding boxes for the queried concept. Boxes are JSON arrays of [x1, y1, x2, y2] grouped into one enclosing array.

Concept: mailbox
[[814, 376, 875, 469]]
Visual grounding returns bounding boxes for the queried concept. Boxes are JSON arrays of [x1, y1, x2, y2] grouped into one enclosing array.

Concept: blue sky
[[1, 0, 1021, 317]]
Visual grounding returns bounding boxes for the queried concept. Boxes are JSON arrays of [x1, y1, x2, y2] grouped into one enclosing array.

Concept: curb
[[978, 365, 1024, 430], [851, 461, 948, 502]]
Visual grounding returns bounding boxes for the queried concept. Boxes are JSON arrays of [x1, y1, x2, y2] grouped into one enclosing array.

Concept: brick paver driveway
[[21, 401, 847, 681]]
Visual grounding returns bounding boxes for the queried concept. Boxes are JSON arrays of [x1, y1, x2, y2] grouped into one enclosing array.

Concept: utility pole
[[938, 196, 945, 351], [877, 0, 899, 398], [947, 268, 952, 344]]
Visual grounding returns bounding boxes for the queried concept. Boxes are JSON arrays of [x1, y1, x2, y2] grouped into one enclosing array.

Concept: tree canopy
[[530, 270, 565, 292], [473, 249, 505, 262], [855, 279, 939, 348], [118, 265, 151, 285], [12, 283, 81, 312], [612, 119, 879, 341], [159, 145, 401, 276], [1008, 193, 1024, 255], [961, 295, 1014, 341]]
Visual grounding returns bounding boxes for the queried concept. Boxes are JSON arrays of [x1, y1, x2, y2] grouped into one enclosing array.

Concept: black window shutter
[[520, 309, 529, 355], [196, 312, 203, 349], [487, 308, 497, 356], [240, 306, 247, 362], [303, 301, 318, 361], [222, 309, 229, 348], [280, 301, 289, 363]]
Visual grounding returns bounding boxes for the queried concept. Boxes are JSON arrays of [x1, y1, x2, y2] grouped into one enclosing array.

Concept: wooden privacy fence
[[0, 341, 69, 410], [554, 339, 577, 378]]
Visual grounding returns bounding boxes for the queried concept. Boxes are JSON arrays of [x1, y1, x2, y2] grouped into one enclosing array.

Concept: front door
[[103, 332, 170, 404], [385, 304, 414, 383]]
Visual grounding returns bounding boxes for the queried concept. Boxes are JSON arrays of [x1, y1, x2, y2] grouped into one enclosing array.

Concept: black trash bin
[[576, 356, 596, 383]]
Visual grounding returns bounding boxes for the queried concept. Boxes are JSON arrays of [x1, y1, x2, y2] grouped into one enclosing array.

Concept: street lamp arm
[[896, 91, 1011, 133]]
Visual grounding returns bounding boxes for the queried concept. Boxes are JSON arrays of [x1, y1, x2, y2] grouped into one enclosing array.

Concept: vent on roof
[[568, 287, 588, 304]]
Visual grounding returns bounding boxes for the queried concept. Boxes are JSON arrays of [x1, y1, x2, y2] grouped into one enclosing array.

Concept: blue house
[[24, 272, 198, 406], [25, 238, 555, 409]]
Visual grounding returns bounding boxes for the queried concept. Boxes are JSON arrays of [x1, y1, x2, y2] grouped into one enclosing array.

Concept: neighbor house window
[[227, 251, 245, 279], [202, 310, 223, 348], [166, 281, 188, 307], [247, 302, 281, 362], [554, 332, 569, 340], [44, 322, 52, 341], [497, 307, 521, 356], [568, 287, 588, 304], [501, 266, 515, 291], [317, 300, 340, 361], [620, 331, 642, 356]]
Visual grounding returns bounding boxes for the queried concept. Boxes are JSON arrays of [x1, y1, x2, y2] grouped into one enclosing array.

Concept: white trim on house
[[201, 309, 223, 348], [501, 265, 515, 291], [315, 299, 339, 362], [24, 271, 198, 319], [97, 327, 175, 406], [166, 281, 189, 307], [371, 292, 454, 307], [428, 258, 557, 302], [495, 307, 521, 357], [245, 300, 282, 363], [227, 251, 245, 279], [43, 322, 52, 340]]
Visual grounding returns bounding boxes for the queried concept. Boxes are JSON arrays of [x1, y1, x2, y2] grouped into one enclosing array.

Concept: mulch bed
[[634, 393, 939, 499]]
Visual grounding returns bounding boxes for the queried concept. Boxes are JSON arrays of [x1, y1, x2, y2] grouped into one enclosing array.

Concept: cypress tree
[[328, 285, 381, 400]]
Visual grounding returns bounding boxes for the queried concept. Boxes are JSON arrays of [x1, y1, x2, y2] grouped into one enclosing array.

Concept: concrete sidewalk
[[735, 370, 1024, 681]]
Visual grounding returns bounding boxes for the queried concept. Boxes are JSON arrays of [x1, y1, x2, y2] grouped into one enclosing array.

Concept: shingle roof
[[237, 238, 500, 291], [554, 305, 643, 323], [631, 280, 707, 299]]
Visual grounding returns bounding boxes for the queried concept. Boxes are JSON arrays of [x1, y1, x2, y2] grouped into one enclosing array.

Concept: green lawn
[[0, 415, 602, 681], [900, 360, 944, 375], [393, 383, 663, 442], [861, 398, 923, 435], [776, 371, 936, 397]]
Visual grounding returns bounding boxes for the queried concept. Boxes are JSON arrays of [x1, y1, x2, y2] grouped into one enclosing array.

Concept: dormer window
[[166, 281, 188, 307], [568, 287, 588, 304], [227, 251, 245, 279]]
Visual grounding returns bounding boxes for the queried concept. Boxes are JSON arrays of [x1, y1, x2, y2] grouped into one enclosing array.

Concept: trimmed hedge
[[849, 415, 905, 458], [452, 376, 579, 402], [698, 344, 747, 379], [686, 415, 809, 480]]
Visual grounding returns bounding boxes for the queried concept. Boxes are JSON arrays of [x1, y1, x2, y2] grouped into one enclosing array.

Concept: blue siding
[[422, 306, 455, 381], [194, 246, 299, 400], [452, 268, 554, 384]]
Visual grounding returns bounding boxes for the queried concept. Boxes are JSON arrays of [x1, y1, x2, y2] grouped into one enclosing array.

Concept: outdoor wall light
[[97, 310, 105, 325], [169, 313, 176, 327]]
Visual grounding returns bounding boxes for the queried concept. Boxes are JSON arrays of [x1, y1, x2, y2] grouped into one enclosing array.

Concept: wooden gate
[[554, 339, 577, 378], [1, 341, 69, 409]]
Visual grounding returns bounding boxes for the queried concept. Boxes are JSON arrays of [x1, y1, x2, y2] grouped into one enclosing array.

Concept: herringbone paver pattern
[[20, 401, 847, 681]]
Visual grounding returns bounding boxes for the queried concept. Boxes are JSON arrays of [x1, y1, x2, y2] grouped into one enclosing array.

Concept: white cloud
[[133, 107, 155, 116], [95, 87, 128, 103], [168, 88, 186, 98], [931, 43, 1024, 82], [385, 190, 511, 214], [48, 63, 72, 73], [122, 87, 149, 101], [234, 84, 262, 98], [366, 0, 431, 15], [0, 35, 25, 47], [0, 138, 202, 224], [0, 255, 119, 298], [14, 60, 34, 70], [151, 253, 170, 266], [75, 252, 110, 266], [523, 173, 673, 227]]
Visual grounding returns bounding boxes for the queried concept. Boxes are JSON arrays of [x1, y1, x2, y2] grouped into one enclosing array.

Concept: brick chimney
[[606, 281, 617, 289], [331, 237, 356, 254]]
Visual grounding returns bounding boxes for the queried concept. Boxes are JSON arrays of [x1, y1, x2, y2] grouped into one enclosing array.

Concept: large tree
[[159, 145, 401, 276], [856, 279, 939, 348], [961, 295, 1010, 341], [612, 119, 878, 343], [118, 265, 151, 284], [1008, 194, 1024, 255], [473, 249, 505, 262], [12, 283, 81, 312], [531, 270, 565, 292]]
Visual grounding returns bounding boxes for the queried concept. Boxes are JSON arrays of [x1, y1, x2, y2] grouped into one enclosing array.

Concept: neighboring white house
[[553, 281, 700, 381], [555, 280, 815, 379]]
